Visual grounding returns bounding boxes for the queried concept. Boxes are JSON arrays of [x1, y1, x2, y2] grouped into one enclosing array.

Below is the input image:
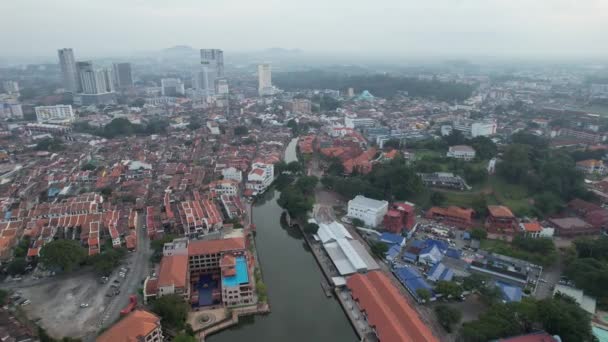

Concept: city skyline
[[1, 0, 607, 59]]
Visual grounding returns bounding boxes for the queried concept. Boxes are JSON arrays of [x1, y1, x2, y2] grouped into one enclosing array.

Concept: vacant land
[[20, 271, 117, 339]]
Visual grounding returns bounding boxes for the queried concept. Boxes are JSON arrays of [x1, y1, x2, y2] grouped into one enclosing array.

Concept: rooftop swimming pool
[[222, 256, 249, 287]]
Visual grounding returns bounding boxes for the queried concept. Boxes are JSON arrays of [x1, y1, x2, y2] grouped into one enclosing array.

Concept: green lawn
[[488, 177, 532, 216], [480, 239, 557, 267]]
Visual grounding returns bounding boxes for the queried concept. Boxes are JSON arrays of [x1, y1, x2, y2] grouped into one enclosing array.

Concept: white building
[[347, 195, 389, 228], [447, 145, 476, 161], [0, 103, 22, 119], [210, 180, 239, 196], [2, 81, 19, 94], [314, 220, 380, 276], [345, 116, 376, 129], [453, 119, 497, 137], [35, 105, 75, 124], [258, 63, 273, 96], [246, 162, 274, 194], [161, 78, 185, 96], [222, 167, 243, 182], [58, 48, 78, 92], [471, 121, 497, 137], [207, 121, 221, 135]]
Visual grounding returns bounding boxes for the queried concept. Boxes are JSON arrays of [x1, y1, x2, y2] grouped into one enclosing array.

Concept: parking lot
[[19, 271, 116, 339]]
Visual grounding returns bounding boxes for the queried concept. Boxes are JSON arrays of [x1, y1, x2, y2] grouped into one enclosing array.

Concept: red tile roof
[[188, 237, 246, 256], [158, 255, 188, 289], [97, 309, 161, 342], [522, 222, 542, 233], [488, 205, 515, 218], [347, 271, 439, 342]]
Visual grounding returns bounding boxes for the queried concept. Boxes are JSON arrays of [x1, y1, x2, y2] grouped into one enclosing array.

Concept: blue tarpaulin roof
[[402, 252, 418, 262], [463, 232, 471, 240], [445, 248, 461, 259], [386, 245, 401, 260], [427, 262, 454, 282], [394, 266, 433, 299], [380, 232, 404, 245], [496, 281, 523, 302]]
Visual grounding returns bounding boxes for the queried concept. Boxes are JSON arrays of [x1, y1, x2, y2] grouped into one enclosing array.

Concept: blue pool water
[[222, 256, 249, 287]]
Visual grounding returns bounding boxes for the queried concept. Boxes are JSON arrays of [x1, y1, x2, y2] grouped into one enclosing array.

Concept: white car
[[80, 303, 89, 308]]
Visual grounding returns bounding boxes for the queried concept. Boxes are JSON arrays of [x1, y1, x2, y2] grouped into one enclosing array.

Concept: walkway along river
[[208, 138, 357, 342]]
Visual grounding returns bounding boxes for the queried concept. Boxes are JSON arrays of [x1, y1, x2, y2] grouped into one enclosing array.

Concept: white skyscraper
[[35, 105, 75, 123], [192, 69, 212, 96], [58, 48, 78, 93], [161, 78, 185, 96], [76, 61, 114, 94], [2, 81, 19, 94], [200, 49, 224, 78], [258, 63, 272, 96]]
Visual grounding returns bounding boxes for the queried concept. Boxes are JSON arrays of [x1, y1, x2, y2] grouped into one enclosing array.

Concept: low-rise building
[[347, 195, 389, 228], [547, 217, 598, 237], [446, 145, 476, 161], [485, 205, 517, 234], [222, 167, 243, 182], [419, 172, 471, 190], [246, 162, 274, 195], [382, 202, 415, 233], [346, 271, 439, 342], [519, 221, 554, 238], [97, 310, 163, 342], [576, 159, 606, 175], [35, 105, 75, 124], [425, 206, 474, 229]]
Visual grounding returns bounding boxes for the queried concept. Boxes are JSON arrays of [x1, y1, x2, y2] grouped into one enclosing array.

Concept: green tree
[[382, 138, 402, 150], [256, 281, 268, 302], [536, 297, 595, 342], [173, 334, 196, 342], [81, 163, 96, 171], [0, 289, 7, 304], [351, 218, 364, 227], [435, 281, 463, 298], [444, 130, 466, 146], [470, 136, 497, 160], [7, 258, 27, 275], [430, 191, 446, 206], [470, 228, 487, 241], [326, 157, 345, 175], [370, 241, 389, 259], [471, 195, 488, 218], [35, 138, 65, 152], [463, 164, 488, 184], [89, 248, 127, 276], [534, 191, 562, 215], [40, 240, 87, 272], [295, 175, 318, 195], [152, 294, 189, 330], [497, 144, 531, 183], [277, 185, 314, 219], [234, 126, 248, 136], [435, 304, 462, 332], [462, 273, 487, 291], [303, 223, 319, 234], [416, 288, 432, 302]]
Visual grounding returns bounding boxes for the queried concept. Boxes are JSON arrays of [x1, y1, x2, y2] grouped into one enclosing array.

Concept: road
[[98, 212, 152, 330]]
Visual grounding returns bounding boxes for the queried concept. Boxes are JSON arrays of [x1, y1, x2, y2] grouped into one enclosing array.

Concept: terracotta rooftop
[[487, 205, 515, 218], [188, 237, 246, 256], [347, 271, 438, 342], [522, 222, 542, 233], [158, 255, 188, 289], [97, 309, 161, 342]]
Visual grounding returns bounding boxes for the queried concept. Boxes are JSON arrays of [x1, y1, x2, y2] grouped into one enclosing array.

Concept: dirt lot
[[20, 271, 113, 340]]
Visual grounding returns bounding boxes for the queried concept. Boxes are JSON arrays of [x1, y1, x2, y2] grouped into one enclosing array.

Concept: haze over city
[[2, 0, 608, 59], [2, 1, 608, 342]]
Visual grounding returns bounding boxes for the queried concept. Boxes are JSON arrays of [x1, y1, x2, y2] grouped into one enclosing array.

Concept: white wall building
[[258, 63, 273, 96], [345, 116, 376, 129], [246, 162, 274, 194], [447, 145, 476, 161], [207, 121, 220, 135], [35, 105, 75, 124], [161, 78, 185, 96], [222, 167, 243, 182], [471, 121, 497, 137], [347, 195, 389, 228]]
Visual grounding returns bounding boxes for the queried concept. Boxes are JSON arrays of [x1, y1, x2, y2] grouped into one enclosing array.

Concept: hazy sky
[[2, 0, 607, 59]]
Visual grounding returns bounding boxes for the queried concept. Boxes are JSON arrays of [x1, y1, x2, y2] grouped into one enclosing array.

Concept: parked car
[[80, 303, 89, 308]]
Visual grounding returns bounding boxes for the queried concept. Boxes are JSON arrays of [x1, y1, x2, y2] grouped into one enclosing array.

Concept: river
[[208, 138, 357, 342]]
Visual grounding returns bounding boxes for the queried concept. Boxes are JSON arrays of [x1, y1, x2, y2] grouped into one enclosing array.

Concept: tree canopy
[[40, 240, 87, 272], [151, 294, 189, 330]]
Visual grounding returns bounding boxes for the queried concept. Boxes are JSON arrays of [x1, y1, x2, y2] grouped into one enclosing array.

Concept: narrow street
[[99, 212, 152, 330]]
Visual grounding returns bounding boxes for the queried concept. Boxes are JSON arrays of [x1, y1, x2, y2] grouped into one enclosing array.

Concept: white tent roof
[[317, 221, 352, 244]]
